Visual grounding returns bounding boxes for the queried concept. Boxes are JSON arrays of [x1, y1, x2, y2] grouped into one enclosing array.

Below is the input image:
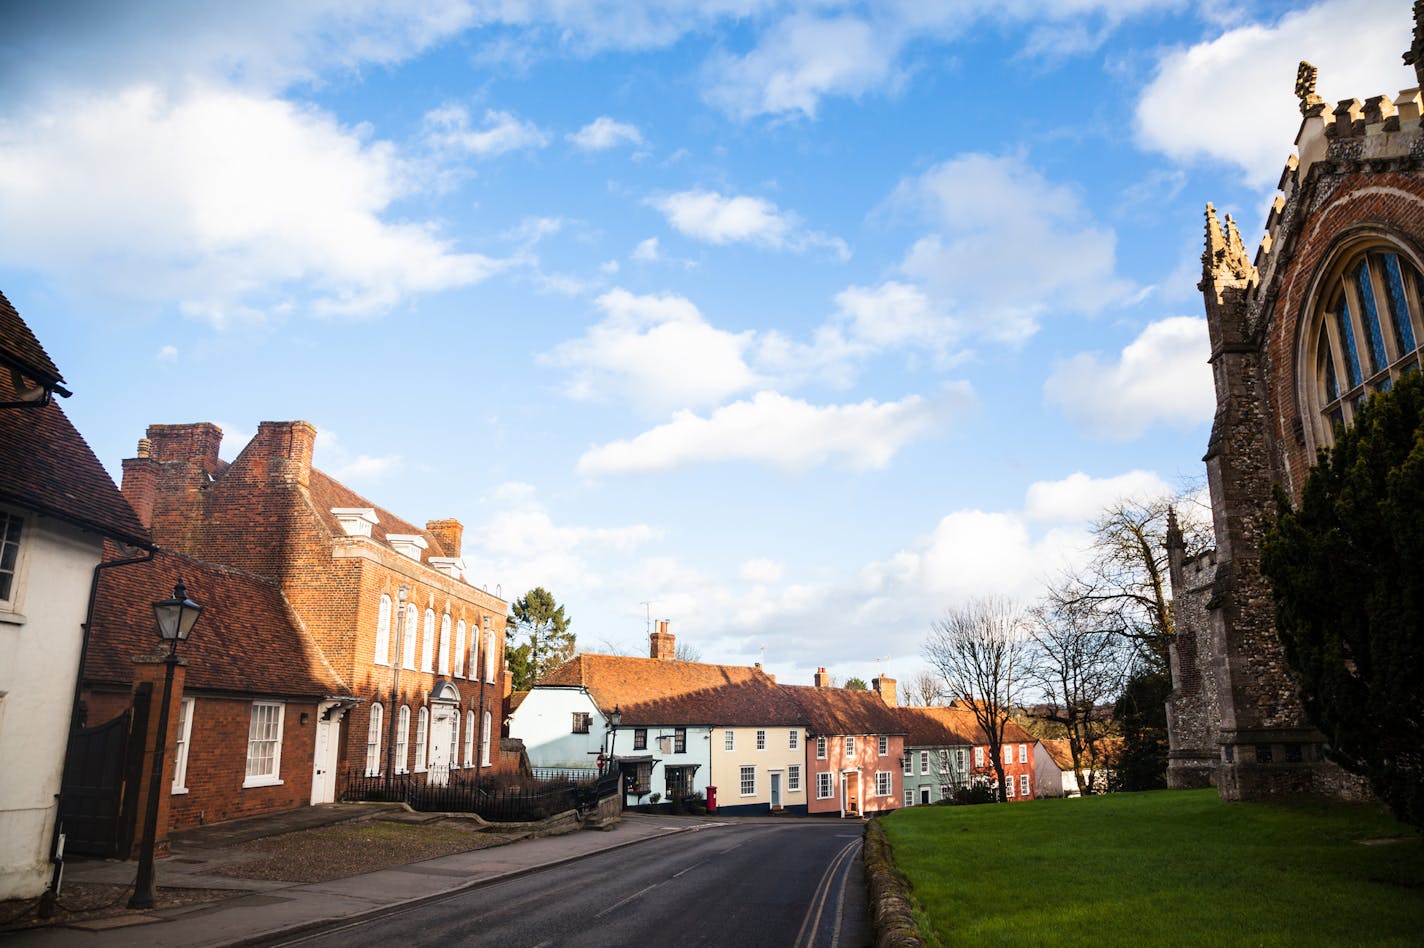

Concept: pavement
[[4, 805, 710, 947]]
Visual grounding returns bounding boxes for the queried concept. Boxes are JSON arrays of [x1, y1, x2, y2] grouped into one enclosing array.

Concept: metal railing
[[339, 768, 619, 822]]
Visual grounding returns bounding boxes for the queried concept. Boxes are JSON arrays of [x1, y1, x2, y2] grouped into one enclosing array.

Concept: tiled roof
[[0, 289, 64, 387], [897, 705, 1035, 747], [620, 678, 804, 727], [86, 549, 349, 699], [1040, 738, 1075, 771], [306, 468, 449, 558], [0, 304, 149, 547], [540, 654, 776, 722], [784, 685, 906, 737]]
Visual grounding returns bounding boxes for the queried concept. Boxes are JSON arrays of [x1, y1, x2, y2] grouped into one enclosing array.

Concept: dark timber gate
[[58, 684, 150, 858]]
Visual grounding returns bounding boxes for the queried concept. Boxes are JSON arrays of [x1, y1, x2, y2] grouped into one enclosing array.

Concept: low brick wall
[[862, 819, 923, 948]]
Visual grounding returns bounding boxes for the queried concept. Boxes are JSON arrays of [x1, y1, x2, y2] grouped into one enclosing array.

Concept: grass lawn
[[882, 789, 1422, 946]]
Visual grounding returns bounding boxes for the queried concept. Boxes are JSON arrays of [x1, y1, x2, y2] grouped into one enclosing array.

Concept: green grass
[[882, 789, 1423, 946]]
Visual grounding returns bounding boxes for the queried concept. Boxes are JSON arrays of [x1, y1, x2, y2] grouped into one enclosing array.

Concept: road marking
[[792, 836, 860, 948], [672, 860, 706, 878], [593, 881, 659, 919]]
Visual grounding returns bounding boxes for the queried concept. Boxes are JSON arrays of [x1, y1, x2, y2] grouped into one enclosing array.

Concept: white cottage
[[0, 293, 152, 900]]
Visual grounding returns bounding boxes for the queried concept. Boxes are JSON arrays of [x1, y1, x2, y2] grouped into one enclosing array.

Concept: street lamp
[[602, 705, 622, 773], [129, 581, 202, 910]]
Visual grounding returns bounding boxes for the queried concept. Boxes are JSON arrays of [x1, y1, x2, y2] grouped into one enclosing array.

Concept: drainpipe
[[385, 585, 409, 785], [40, 544, 157, 917], [475, 620, 488, 772]]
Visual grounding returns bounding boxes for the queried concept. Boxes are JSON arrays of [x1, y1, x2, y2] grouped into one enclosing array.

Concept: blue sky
[[1, 0, 1413, 686]]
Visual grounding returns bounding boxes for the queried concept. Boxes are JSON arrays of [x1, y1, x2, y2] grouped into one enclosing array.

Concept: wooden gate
[[59, 685, 150, 858]]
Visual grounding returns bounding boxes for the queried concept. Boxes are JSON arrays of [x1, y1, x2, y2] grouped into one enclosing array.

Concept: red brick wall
[[806, 734, 903, 815]]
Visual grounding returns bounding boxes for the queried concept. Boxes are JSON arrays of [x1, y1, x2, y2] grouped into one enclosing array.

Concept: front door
[[919, 785, 931, 805], [310, 713, 339, 804], [842, 771, 861, 817], [770, 771, 782, 809], [428, 706, 453, 786]]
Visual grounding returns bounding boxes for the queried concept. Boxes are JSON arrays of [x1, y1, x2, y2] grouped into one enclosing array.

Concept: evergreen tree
[[506, 587, 574, 690], [843, 676, 868, 690], [1109, 667, 1170, 791], [1261, 371, 1424, 826]]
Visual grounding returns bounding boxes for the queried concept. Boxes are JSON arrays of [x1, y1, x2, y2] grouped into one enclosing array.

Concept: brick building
[[1166, 13, 1424, 800], [86, 420, 512, 828], [788, 671, 905, 818]]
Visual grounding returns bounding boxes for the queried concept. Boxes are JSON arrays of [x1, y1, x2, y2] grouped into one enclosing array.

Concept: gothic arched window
[[1307, 241, 1424, 444]]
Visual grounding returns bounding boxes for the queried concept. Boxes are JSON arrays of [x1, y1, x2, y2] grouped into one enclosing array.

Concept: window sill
[[0, 609, 25, 627], [243, 776, 284, 789], [171, 787, 189, 796]]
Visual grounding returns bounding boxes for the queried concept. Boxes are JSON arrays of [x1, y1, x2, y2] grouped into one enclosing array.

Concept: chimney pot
[[650, 621, 676, 661]]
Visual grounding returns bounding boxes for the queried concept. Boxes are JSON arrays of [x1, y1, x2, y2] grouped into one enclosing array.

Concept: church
[[1166, 8, 1424, 801]]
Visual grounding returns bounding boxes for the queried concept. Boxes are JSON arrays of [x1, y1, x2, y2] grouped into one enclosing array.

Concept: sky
[[1, 0, 1415, 688]]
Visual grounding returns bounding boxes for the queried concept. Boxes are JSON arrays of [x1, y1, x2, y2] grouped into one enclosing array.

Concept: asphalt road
[[276, 819, 869, 948]]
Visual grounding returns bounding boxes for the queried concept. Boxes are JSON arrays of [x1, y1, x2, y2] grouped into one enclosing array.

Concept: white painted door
[[311, 716, 338, 804], [428, 706, 453, 786], [770, 772, 782, 808]]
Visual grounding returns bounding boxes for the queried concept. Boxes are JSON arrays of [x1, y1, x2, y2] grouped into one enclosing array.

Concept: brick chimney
[[426, 519, 464, 557], [872, 676, 897, 707], [249, 421, 316, 488], [650, 619, 675, 660], [120, 438, 159, 528], [814, 667, 831, 688], [123, 423, 223, 547]]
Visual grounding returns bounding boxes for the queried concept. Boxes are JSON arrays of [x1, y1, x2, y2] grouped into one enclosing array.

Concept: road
[[273, 819, 869, 948]]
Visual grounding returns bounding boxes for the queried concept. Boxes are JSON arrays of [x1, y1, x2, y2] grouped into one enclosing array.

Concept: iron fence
[[339, 768, 619, 822]]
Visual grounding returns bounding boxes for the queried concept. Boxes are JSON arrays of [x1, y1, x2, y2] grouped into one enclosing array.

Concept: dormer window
[[387, 534, 428, 561], [332, 507, 378, 538], [428, 556, 463, 579]]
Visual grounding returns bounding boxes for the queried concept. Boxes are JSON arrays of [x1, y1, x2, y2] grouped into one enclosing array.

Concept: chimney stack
[[250, 421, 316, 488], [426, 519, 464, 557], [872, 676, 897, 708], [650, 619, 676, 661], [814, 667, 831, 688]]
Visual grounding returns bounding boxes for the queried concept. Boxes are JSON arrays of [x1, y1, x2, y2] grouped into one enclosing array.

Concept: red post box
[[706, 785, 717, 813]]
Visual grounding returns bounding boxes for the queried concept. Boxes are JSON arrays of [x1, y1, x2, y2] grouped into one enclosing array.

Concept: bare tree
[[1026, 597, 1130, 794], [923, 597, 1029, 802], [900, 669, 948, 707], [1055, 492, 1211, 674], [674, 640, 702, 662]]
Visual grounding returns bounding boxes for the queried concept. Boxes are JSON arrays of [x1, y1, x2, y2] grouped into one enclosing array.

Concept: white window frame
[[481, 710, 492, 766], [414, 707, 429, 772], [422, 609, 436, 672], [816, 771, 833, 799], [940, 784, 951, 800], [904, 789, 914, 807], [1019, 743, 1028, 764], [902, 754, 912, 776], [956, 748, 967, 770], [365, 703, 383, 777], [975, 746, 985, 768], [1006, 775, 1016, 798], [1020, 774, 1030, 798], [845, 736, 855, 756], [875, 771, 892, 796], [724, 730, 735, 751], [756, 729, 766, 751], [1003, 745, 1013, 766], [454, 620, 466, 679], [484, 630, 496, 683], [816, 736, 827, 760], [403, 604, 418, 669], [789, 729, 799, 750], [244, 701, 285, 788], [396, 705, 410, 773], [920, 750, 930, 775], [449, 711, 460, 770], [438, 614, 452, 675], [939, 749, 950, 771], [374, 594, 392, 665], [464, 709, 476, 767], [0, 510, 26, 612], [788, 764, 801, 792], [878, 735, 888, 756], [171, 697, 195, 794], [739, 765, 756, 797]]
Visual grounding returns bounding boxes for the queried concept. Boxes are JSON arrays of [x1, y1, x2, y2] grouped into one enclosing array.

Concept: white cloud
[[703, 13, 901, 120], [541, 288, 761, 413], [1136, 0, 1412, 188], [313, 428, 402, 483], [156, 345, 178, 361], [832, 281, 948, 350], [648, 189, 848, 258], [740, 558, 786, 584], [893, 153, 1134, 343], [569, 116, 644, 150], [1044, 316, 1214, 439], [422, 105, 549, 157], [632, 237, 661, 262], [576, 386, 972, 475], [0, 84, 501, 323], [1022, 470, 1174, 523]]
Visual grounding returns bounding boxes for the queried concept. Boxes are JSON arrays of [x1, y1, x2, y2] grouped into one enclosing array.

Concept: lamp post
[[601, 705, 622, 777], [129, 580, 202, 910]]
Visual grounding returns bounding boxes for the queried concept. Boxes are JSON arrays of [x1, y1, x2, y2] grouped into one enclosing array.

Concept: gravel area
[[210, 818, 520, 883], [0, 883, 240, 932]]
